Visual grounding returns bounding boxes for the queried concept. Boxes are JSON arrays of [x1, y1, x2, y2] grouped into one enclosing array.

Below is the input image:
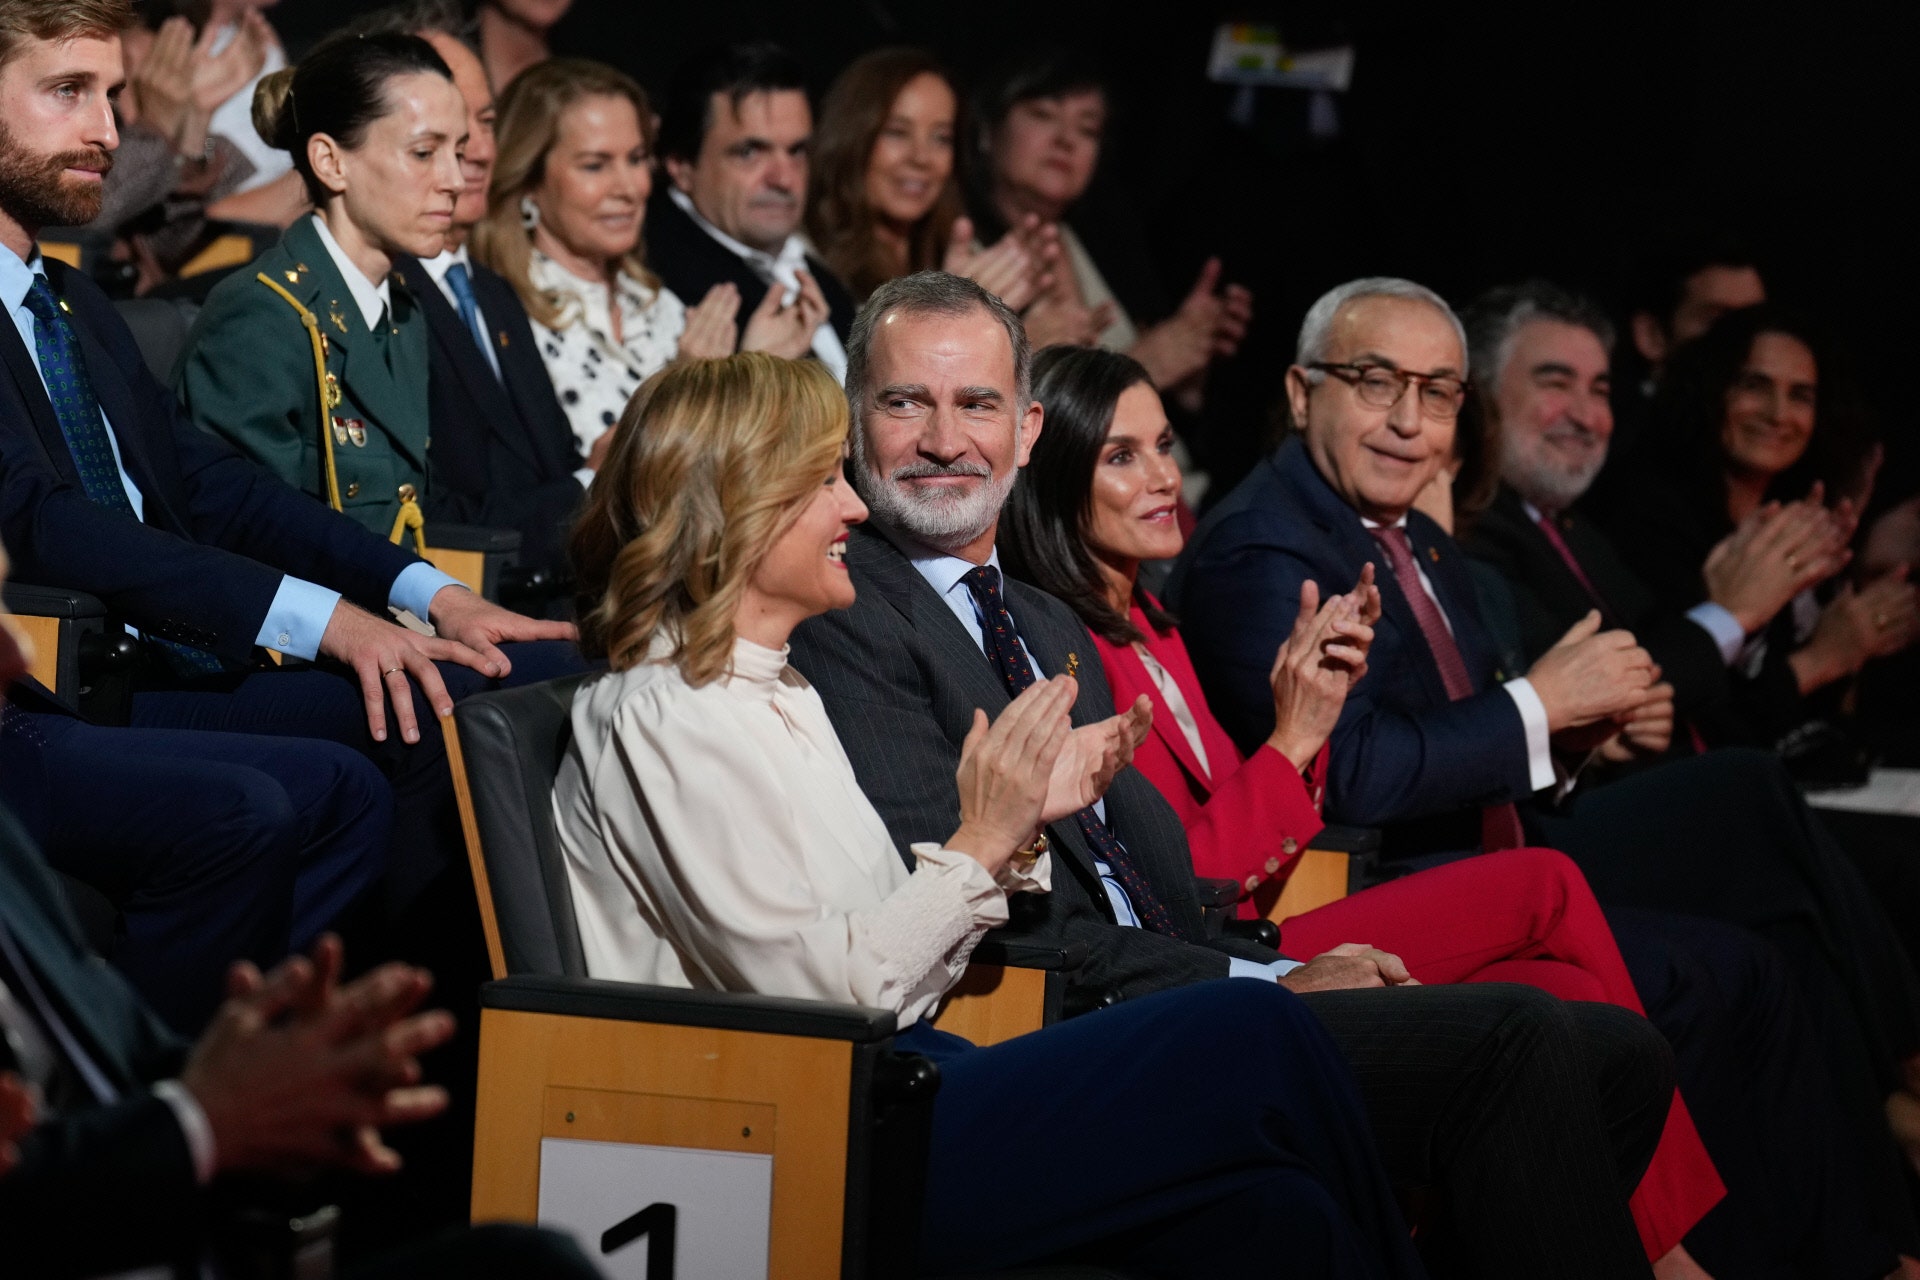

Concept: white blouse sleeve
[[586, 686, 1018, 1023]]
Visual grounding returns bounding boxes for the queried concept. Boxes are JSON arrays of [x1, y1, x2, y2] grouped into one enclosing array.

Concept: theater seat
[[2, 582, 137, 721], [447, 677, 1109, 1276]]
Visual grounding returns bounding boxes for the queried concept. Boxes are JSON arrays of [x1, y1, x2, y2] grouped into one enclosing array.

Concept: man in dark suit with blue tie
[[1167, 275, 1920, 1265], [0, 9, 580, 923]]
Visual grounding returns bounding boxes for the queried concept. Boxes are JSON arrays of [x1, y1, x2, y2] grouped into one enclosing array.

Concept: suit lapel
[[0, 316, 73, 482], [406, 256, 538, 471], [854, 522, 1109, 886], [1275, 443, 1457, 707], [1127, 635, 1214, 792], [72, 319, 188, 535]]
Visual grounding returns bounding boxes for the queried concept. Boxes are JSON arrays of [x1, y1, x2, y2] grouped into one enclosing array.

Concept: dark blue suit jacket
[[0, 804, 206, 1274], [1166, 438, 1534, 858], [0, 260, 420, 666], [396, 254, 584, 578]]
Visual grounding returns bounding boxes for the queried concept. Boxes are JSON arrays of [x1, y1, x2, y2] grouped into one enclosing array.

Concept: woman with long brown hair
[[806, 47, 1051, 307]]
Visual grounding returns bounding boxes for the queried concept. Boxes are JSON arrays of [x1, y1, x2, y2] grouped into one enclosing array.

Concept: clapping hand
[[1265, 570, 1377, 769], [739, 271, 830, 360], [677, 283, 743, 361], [1596, 668, 1675, 763], [181, 935, 455, 1177], [1044, 691, 1152, 823], [941, 214, 1057, 312], [950, 677, 1080, 875], [1705, 484, 1853, 632], [1129, 259, 1254, 394]]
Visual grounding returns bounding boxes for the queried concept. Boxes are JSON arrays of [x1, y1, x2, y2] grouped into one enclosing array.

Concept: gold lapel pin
[[283, 268, 301, 284], [1428, 546, 1440, 563], [323, 372, 342, 410], [497, 331, 510, 347], [328, 303, 349, 335], [1064, 652, 1080, 679]]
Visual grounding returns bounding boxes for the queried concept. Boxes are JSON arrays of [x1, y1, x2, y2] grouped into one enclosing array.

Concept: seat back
[[448, 675, 591, 980], [112, 297, 200, 383]]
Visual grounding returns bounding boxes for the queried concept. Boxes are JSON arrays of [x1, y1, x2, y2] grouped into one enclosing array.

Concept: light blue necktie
[[443, 262, 500, 382]]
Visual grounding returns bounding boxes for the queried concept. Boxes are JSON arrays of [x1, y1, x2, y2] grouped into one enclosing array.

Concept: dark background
[[269, 0, 1916, 492]]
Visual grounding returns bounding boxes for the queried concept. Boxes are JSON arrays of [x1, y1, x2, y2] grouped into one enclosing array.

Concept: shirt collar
[[666, 185, 809, 280], [0, 241, 45, 314], [309, 213, 393, 331], [903, 535, 1002, 604], [420, 242, 471, 286]]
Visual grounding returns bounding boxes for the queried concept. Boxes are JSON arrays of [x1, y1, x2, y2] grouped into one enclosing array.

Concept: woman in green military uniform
[[174, 31, 466, 541]]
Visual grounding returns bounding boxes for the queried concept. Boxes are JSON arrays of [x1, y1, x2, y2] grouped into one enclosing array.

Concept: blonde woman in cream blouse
[[553, 351, 1430, 1279]]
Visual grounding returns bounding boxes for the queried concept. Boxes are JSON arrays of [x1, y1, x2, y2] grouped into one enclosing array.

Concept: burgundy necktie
[[1533, 509, 1613, 624], [1370, 526, 1527, 850]]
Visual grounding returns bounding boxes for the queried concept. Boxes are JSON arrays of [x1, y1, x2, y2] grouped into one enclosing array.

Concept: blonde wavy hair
[[572, 353, 851, 684], [471, 57, 659, 331]]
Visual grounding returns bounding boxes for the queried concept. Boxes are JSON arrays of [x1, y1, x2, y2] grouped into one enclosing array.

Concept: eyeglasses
[[1308, 362, 1469, 420]]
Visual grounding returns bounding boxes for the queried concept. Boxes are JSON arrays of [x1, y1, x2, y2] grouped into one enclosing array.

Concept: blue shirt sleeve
[[1228, 956, 1305, 980], [253, 575, 343, 660], [1686, 601, 1747, 665], [391, 561, 464, 622]]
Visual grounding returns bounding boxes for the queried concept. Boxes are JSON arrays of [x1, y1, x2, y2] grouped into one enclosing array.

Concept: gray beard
[[850, 429, 1019, 553], [1498, 428, 1606, 512]]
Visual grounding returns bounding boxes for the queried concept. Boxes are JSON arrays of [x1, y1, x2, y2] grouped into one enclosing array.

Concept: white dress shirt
[[554, 635, 1048, 1028], [666, 187, 847, 383], [1364, 513, 1555, 792]]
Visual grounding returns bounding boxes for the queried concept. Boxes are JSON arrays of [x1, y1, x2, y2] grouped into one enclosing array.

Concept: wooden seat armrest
[[480, 974, 897, 1043]]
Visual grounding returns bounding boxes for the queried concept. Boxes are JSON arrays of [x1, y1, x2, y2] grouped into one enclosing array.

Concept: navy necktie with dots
[[960, 565, 1191, 940], [22, 278, 223, 677]]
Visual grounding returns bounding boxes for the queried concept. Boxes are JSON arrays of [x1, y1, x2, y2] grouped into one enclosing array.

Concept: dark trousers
[[1306, 984, 1667, 1280], [913, 979, 1666, 1280], [127, 641, 585, 912], [1532, 747, 1920, 1257], [1608, 908, 1898, 1277], [0, 715, 389, 1032]]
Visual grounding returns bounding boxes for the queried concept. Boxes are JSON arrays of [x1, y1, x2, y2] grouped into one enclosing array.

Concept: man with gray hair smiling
[[1171, 274, 1920, 1275], [791, 268, 1685, 1280], [1457, 278, 1850, 753]]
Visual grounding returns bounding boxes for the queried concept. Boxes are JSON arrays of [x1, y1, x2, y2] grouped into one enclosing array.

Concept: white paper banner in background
[[538, 1137, 773, 1279]]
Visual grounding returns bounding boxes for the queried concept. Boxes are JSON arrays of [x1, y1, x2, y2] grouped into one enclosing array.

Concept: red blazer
[[1092, 601, 1329, 915]]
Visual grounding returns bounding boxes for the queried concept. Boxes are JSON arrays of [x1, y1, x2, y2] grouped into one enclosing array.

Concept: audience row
[[5, 2, 1920, 1278]]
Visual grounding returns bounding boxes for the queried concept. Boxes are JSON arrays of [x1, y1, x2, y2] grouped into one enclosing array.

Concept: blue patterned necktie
[[443, 262, 499, 381], [960, 565, 1191, 940], [21, 277, 223, 677]]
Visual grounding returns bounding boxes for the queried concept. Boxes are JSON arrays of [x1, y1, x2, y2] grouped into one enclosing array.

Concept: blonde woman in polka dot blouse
[[474, 59, 818, 462]]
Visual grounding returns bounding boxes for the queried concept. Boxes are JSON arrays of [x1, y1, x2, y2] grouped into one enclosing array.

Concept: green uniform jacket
[[173, 215, 434, 538]]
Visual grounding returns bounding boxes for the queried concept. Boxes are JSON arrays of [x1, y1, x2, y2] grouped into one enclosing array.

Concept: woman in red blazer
[[999, 346, 1732, 1274]]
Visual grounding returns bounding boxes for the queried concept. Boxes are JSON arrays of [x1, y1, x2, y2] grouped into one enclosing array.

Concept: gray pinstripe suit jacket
[[788, 521, 1275, 1001]]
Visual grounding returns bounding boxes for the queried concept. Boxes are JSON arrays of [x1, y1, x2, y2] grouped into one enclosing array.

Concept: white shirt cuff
[[1228, 956, 1304, 980], [255, 576, 343, 660], [391, 561, 464, 623], [1502, 676, 1557, 792], [151, 1080, 216, 1186], [573, 467, 596, 490], [1686, 602, 1747, 665]]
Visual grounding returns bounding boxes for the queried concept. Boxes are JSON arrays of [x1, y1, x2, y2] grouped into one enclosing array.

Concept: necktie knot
[[961, 563, 1003, 608], [22, 277, 64, 326]]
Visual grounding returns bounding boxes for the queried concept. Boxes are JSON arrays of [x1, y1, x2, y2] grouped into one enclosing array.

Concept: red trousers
[[1281, 848, 1724, 1261]]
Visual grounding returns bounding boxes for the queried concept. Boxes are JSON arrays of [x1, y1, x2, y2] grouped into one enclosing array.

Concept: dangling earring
[[519, 195, 540, 231]]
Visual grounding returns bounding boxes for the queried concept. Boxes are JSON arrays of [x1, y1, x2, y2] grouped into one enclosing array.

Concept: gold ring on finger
[[382, 665, 404, 675]]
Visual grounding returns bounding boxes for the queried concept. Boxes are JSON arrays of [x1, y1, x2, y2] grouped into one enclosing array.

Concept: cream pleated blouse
[[553, 635, 1049, 1027]]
